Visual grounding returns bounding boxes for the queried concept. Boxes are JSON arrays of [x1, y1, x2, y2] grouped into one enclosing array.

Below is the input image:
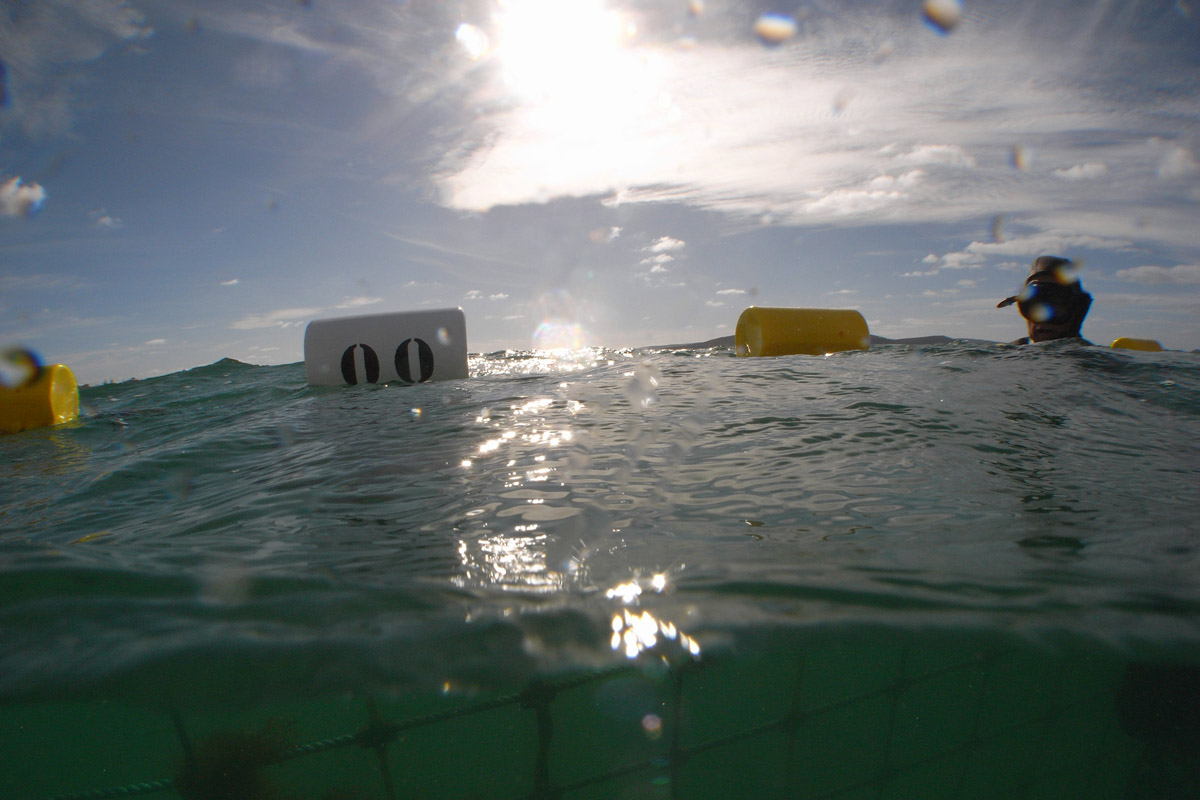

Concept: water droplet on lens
[[988, 214, 1006, 242], [922, 0, 963, 34], [199, 562, 251, 606], [455, 23, 489, 61], [0, 347, 41, 389], [1010, 144, 1030, 171], [165, 470, 194, 500], [437, 327, 452, 346], [624, 362, 662, 409], [754, 13, 797, 45], [642, 713, 663, 739], [275, 425, 297, 448]]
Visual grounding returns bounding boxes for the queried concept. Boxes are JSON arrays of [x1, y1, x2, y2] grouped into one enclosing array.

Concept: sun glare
[[489, 0, 668, 143], [496, 0, 630, 103], [447, 0, 676, 210]]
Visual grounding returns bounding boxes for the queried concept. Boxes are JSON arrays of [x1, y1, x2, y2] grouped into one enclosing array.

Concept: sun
[[448, 0, 671, 210], [493, 0, 633, 106]]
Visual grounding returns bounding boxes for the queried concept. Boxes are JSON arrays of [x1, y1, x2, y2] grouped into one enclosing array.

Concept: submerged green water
[[2, 342, 1199, 798]]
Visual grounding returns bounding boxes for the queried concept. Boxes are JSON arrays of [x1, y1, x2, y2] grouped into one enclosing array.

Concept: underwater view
[[3, 343, 1199, 798]]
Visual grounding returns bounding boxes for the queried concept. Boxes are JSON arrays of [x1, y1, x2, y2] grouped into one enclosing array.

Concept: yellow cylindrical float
[[735, 307, 870, 357], [1111, 337, 1163, 352], [0, 364, 80, 434]]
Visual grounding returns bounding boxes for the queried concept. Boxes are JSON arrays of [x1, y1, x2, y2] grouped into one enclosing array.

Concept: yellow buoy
[[1111, 337, 1163, 352], [735, 307, 870, 357], [0, 363, 80, 434]]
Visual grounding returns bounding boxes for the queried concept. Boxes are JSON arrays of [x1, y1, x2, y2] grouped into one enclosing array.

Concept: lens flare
[[533, 319, 586, 350]]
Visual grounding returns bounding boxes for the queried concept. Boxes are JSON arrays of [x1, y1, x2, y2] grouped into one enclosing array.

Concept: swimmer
[[996, 256, 1093, 344]]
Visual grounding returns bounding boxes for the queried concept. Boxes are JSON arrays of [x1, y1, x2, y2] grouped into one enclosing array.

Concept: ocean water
[[3, 341, 1199, 800]]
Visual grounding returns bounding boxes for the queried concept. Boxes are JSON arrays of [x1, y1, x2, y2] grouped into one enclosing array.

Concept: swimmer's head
[[997, 256, 1092, 342]]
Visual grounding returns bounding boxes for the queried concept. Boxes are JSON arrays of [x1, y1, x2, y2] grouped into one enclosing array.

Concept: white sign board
[[303, 308, 468, 386]]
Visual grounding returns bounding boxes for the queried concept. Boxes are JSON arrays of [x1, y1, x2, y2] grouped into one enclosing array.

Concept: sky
[[1, 0, 1198, 383]]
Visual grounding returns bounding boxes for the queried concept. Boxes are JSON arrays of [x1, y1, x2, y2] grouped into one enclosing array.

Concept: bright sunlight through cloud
[[495, 0, 636, 105], [447, 0, 670, 209]]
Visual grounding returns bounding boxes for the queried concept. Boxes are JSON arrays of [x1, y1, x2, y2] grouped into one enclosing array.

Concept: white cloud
[[1100, 292, 1200, 312], [144, 338, 166, 346], [230, 307, 320, 329], [464, 290, 484, 300], [940, 250, 984, 269], [335, 295, 383, 309], [803, 170, 927, 217], [892, 144, 976, 169], [1053, 163, 1108, 181], [918, 249, 985, 274], [641, 253, 674, 268], [220, 279, 240, 286], [648, 236, 685, 253], [489, 293, 509, 300], [1156, 144, 1199, 179], [1114, 264, 1200, 285], [433, 8, 1200, 261], [0, 272, 76, 292], [589, 226, 622, 243], [0, 177, 47, 217], [937, 231, 1136, 268], [89, 208, 123, 228], [716, 288, 746, 295], [705, 300, 724, 307], [0, 1, 151, 138]]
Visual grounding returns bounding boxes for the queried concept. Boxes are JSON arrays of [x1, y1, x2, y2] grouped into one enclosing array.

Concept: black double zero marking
[[339, 339, 434, 384], [394, 338, 434, 383], [340, 343, 380, 385]]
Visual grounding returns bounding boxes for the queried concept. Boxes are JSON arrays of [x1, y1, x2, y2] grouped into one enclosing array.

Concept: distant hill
[[645, 334, 998, 350]]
